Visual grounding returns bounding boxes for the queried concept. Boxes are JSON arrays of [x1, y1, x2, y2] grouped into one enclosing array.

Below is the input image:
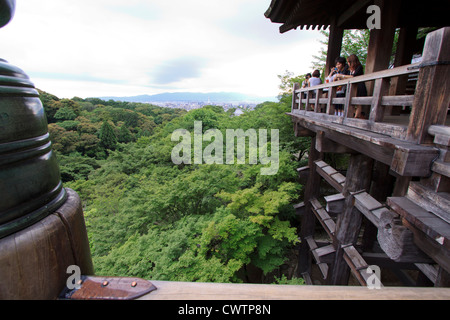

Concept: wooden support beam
[[365, 0, 400, 78], [324, 22, 343, 78], [435, 267, 450, 287], [297, 136, 323, 277], [387, 196, 450, 251], [407, 182, 450, 224], [350, 189, 434, 264], [325, 193, 345, 216], [310, 198, 336, 241], [289, 113, 439, 177], [377, 208, 433, 263], [393, 175, 412, 197], [306, 236, 330, 279], [293, 121, 314, 137], [431, 161, 450, 179], [301, 272, 313, 285], [328, 154, 374, 285], [342, 245, 383, 287], [407, 27, 450, 144], [315, 131, 355, 154], [387, 196, 450, 274], [353, 191, 386, 227], [296, 166, 309, 186], [363, 252, 420, 270], [428, 127, 450, 189], [391, 143, 437, 177], [424, 170, 450, 195], [315, 244, 336, 259], [402, 218, 450, 276], [336, 0, 371, 27], [315, 160, 346, 192], [363, 161, 395, 251], [415, 263, 438, 284], [293, 202, 305, 217]]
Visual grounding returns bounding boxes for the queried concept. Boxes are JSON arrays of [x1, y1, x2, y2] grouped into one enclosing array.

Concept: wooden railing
[[292, 27, 450, 144], [291, 63, 421, 140], [137, 280, 450, 300]]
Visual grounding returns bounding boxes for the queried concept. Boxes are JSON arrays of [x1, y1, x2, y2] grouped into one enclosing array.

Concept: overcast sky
[[0, 0, 324, 99]]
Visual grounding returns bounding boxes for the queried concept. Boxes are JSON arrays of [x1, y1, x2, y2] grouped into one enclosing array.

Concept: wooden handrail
[[294, 62, 420, 94], [428, 125, 450, 137], [290, 62, 423, 139], [138, 280, 450, 300], [292, 27, 450, 145]]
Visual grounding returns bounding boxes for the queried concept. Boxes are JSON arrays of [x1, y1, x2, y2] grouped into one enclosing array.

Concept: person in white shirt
[[308, 70, 322, 87], [306, 70, 322, 110]]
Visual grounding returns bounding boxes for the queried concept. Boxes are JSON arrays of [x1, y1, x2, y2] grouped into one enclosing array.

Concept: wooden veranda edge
[[137, 280, 450, 300]]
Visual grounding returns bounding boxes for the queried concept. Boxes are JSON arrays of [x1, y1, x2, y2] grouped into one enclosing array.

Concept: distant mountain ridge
[[98, 92, 277, 103]]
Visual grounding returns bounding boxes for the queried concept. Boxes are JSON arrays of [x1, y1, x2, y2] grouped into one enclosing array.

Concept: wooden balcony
[[291, 27, 450, 287], [291, 63, 421, 139]]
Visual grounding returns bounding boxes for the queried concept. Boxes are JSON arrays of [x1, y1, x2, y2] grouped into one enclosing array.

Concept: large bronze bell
[[0, 0, 66, 238]]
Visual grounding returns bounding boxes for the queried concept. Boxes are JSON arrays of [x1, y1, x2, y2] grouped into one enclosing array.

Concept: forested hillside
[[40, 89, 310, 284]]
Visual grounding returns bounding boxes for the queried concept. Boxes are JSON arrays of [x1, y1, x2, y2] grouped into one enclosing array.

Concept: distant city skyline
[[100, 91, 273, 111], [0, 0, 323, 99]]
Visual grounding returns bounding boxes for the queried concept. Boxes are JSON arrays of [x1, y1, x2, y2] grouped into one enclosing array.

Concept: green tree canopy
[[98, 120, 117, 151]]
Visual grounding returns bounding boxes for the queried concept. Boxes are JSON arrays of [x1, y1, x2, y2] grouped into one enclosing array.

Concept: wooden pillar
[[324, 22, 344, 77], [362, 161, 394, 251], [298, 135, 323, 277], [392, 175, 412, 196], [387, 26, 418, 115], [328, 154, 374, 285], [291, 82, 300, 112], [435, 267, 450, 287], [365, 0, 400, 93], [406, 27, 450, 144]]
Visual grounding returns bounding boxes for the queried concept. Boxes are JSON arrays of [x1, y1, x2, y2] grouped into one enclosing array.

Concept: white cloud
[[0, 0, 324, 99]]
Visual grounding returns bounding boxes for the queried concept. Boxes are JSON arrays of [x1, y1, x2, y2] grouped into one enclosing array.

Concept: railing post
[[406, 27, 450, 144], [326, 86, 336, 115], [305, 90, 310, 111], [369, 78, 390, 123], [292, 82, 300, 112], [314, 89, 320, 113], [343, 83, 357, 118]]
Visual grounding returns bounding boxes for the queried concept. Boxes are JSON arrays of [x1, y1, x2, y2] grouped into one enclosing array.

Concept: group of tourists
[[301, 54, 367, 118]]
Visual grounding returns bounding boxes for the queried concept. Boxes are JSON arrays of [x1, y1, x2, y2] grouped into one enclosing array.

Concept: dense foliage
[[41, 90, 310, 283]]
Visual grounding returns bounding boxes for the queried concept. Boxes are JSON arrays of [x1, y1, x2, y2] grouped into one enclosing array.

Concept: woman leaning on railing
[[333, 54, 368, 118]]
